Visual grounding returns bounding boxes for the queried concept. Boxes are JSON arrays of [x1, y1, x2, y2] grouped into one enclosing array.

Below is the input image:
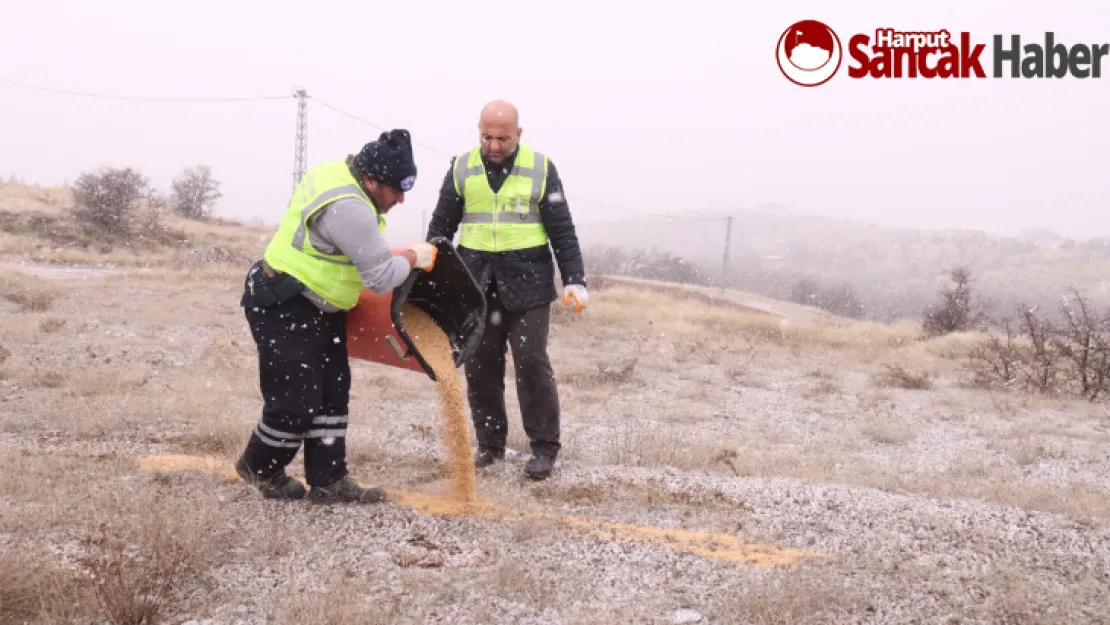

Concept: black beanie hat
[[353, 129, 417, 192]]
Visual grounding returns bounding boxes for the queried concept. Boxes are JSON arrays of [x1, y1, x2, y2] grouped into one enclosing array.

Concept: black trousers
[[466, 287, 561, 458], [238, 262, 351, 487]]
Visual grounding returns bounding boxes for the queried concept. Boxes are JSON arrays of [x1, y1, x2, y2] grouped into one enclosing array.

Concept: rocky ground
[[1, 259, 1109, 625]]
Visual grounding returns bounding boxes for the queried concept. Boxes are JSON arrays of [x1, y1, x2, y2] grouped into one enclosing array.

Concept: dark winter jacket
[[426, 146, 587, 313]]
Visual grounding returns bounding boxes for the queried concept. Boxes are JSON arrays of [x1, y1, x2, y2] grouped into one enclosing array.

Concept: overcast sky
[[1, 0, 1106, 244]]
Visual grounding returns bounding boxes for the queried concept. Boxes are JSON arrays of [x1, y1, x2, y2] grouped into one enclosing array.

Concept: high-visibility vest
[[263, 159, 386, 311], [453, 144, 549, 252]]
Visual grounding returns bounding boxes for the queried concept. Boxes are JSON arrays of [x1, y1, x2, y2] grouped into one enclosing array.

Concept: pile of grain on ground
[[402, 302, 476, 507]]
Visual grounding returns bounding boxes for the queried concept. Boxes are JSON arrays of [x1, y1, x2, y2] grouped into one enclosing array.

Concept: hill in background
[[576, 205, 1110, 323], [4, 173, 1107, 329]]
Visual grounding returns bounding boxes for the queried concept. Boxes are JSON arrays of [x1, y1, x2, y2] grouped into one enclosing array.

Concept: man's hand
[[406, 242, 438, 271], [562, 284, 588, 312]]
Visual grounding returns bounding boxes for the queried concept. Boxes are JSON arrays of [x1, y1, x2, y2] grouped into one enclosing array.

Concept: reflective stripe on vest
[[263, 159, 385, 310], [453, 145, 549, 252]]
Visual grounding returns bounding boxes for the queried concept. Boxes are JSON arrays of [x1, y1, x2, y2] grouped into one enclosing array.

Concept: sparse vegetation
[[170, 165, 222, 220], [967, 288, 1110, 401], [0, 267, 58, 311], [0, 543, 91, 624], [874, 363, 933, 390], [3, 182, 1110, 622], [72, 166, 151, 235], [79, 521, 193, 625], [790, 278, 866, 319], [922, 267, 984, 336]]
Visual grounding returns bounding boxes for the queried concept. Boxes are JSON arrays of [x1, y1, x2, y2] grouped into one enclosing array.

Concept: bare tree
[[1054, 288, 1110, 401], [966, 290, 1110, 402], [966, 319, 1022, 389], [72, 167, 151, 235], [170, 165, 222, 220], [142, 191, 171, 233], [1017, 305, 1059, 394], [922, 267, 982, 336]]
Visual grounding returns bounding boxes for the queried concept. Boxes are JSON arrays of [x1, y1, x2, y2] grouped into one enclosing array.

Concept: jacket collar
[[481, 145, 519, 171]]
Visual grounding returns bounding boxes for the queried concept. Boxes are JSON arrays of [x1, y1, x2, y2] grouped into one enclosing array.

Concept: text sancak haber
[[847, 29, 1108, 78]]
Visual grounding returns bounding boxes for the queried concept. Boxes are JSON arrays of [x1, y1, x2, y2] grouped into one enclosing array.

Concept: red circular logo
[[776, 20, 843, 87]]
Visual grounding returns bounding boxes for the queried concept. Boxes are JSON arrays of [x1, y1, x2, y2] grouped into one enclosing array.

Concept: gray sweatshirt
[[299, 197, 412, 312]]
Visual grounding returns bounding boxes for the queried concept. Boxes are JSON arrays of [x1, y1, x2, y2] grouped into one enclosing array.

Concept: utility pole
[[292, 88, 308, 193]]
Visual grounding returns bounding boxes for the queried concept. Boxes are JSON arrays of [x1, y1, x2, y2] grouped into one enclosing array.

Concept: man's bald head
[[479, 100, 519, 127], [478, 99, 522, 164]]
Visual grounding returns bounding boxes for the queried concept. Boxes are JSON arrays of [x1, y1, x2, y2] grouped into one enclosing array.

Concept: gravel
[[3, 262, 1110, 624]]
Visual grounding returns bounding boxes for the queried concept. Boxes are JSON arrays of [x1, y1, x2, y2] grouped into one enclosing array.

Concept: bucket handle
[[385, 334, 410, 360]]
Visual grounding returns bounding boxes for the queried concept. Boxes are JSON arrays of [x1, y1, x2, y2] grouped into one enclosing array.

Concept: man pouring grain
[[235, 129, 438, 503], [426, 100, 588, 480]]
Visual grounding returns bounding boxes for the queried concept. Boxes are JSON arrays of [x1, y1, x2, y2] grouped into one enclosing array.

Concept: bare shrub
[[967, 310, 1061, 394], [78, 519, 193, 625], [171, 165, 222, 220], [142, 191, 171, 232], [561, 358, 638, 388], [874, 363, 933, 390], [1055, 288, 1110, 401], [601, 421, 721, 470], [39, 317, 66, 333], [72, 167, 151, 235], [0, 269, 58, 312], [922, 267, 984, 336], [803, 378, 840, 398], [967, 290, 1110, 401], [0, 544, 90, 623]]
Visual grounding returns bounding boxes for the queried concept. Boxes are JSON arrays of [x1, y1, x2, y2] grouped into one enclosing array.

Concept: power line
[[308, 95, 453, 158], [306, 94, 703, 222], [0, 77, 289, 102], [0, 76, 733, 227]]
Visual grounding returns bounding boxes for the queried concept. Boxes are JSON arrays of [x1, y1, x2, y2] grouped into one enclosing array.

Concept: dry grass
[[3, 190, 1109, 622], [860, 410, 918, 446], [873, 362, 934, 390], [599, 421, 725, 471], [0, 267, 59, 311], [0, 543, 92, 624], [271, 570, 388, 625], [589, 287, 919, 351]]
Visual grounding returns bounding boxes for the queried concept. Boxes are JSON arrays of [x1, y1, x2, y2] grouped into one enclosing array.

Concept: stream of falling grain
[[402, 303, 477, 507]]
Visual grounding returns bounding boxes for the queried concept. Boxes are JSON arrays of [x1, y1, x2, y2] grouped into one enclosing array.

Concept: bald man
[[426, 100, 587, 480]]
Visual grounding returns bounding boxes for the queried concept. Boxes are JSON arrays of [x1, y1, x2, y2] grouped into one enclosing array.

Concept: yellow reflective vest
[[263, 159, 386, 311], [453, 144, 549, 252]]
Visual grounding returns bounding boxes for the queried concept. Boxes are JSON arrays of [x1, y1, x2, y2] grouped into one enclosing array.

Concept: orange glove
[[562, 284, 588, 312], [408, 242, 438, 271]]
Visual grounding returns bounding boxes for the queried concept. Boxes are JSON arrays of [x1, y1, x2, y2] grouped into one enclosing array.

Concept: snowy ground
[[1, 261, 1109, 624]]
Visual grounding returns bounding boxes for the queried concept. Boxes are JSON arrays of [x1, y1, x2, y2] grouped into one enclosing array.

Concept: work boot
[[308, 475, 386, 505], [474, 446, 504, 469], [235, 455, 306, 500], [523, 454, 556, 480]]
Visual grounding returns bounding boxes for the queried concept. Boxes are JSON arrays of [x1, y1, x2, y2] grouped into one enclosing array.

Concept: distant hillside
[[0, 182, 267, 268], [576, 207, 1110, 323], [5, 179, 1105, 327]]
